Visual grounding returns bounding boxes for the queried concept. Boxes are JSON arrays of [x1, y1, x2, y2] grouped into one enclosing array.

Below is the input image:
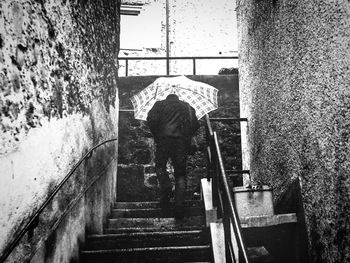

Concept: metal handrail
[[0, 138, 118, 262], [118, 55, 238, 76], [212, 132, 249, 262], [205, 114, 249, 262], [209, 117, 248, 122]]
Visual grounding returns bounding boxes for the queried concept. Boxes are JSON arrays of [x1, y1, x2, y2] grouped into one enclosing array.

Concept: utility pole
[[165, 0, 170, 75]]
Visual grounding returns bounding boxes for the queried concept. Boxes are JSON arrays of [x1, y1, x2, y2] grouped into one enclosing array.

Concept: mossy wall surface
[[0, 0, 120, 262], [237, 1, 350, 262]]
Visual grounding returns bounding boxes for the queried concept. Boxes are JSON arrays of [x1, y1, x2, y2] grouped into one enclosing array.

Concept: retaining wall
[[0, 0, 120, 262], [237, 1, 350, 262]]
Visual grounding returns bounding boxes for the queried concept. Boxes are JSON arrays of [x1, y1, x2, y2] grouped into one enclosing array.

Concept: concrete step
[[111, 206, 203, 218], [243, 218, 299, 263], [80, 245, 211, 263], [114, 200, 202, 209], [86, 229, 210, 250], [107, 216, 205, 230], [209, 222, 274, 263], [240, 213, 297, 228], [104, 226, 205, 234], [82, 199, 210, 262]]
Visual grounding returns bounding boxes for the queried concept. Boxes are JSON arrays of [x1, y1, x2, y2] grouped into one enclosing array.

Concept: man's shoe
[[160, 187, 172, 208], [160, 195, 170, 208], [174, 206, 185, 220]]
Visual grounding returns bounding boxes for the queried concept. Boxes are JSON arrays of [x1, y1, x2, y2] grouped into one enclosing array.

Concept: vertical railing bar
[[206, 114, 213, 136], [206, 146, 212, 180], [225, 198, 236, 263], [193, 58, 196, 75], [165, 0, 170, 75], [212, 146, 218, 208], [125, 59, 129, 77], [227, 241, 236, 263], [166, 57, 170, 75], [205, 114, 213, 183], [216, 184, 224, 219]]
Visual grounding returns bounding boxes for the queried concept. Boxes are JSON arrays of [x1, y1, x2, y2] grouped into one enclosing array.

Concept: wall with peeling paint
[[237, 0, 350, 262], [0, 0, 120, 262]]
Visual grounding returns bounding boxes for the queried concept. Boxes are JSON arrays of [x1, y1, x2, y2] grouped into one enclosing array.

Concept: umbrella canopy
[[130, 76, 219, 121]]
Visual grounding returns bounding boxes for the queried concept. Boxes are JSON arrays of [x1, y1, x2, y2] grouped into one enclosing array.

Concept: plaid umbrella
[[130, 75, 218, 121]]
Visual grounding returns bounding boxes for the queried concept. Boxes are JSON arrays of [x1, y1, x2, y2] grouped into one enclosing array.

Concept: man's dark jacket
[[147, 95, 200, 143]]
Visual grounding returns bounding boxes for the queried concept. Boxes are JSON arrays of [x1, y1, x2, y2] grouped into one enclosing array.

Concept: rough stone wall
[[117, 75, 240, 201], [237, 1, 350, 262], [0, 0, 120, 262]]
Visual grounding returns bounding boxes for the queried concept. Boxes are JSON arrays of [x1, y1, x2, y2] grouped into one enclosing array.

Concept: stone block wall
[[0, 0, 120, 262], [237, 1, 350, 262], [117, 75, 240, 201]]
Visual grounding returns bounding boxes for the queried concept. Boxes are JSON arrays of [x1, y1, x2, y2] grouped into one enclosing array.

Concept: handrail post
[[205, 132, 212, 181], [223, 206, 231, 262], [125, 58, 129, 77], [193, 58, 196, 75], [205, 114, 213, 182], [165, 0, 170, 75], [212, 142, 219, 210], [166, 57, 170, 75]]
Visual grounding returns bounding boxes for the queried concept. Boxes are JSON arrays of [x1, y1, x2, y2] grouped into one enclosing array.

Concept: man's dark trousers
[[155, 136, 189, 212], [147, 94, 200, 218]]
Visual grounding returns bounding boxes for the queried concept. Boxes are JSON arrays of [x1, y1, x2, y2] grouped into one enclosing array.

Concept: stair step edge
[[114, 200, 202, 208], [108, 216, 203, 221], [241, 213, 297, 228], [111, 207, 203, 218], [104, 226, 205, 233], [112, 207, 202, 212], [81, 245, 211, 254], [88, 229, 204, 239]]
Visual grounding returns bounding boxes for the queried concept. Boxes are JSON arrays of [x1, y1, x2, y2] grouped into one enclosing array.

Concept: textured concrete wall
[[237, 1, 350, 262], [117, 75, 241, 201], [0, 0, 120, 262]]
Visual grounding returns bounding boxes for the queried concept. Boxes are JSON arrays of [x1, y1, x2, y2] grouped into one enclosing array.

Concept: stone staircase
[[80, 200, 213, 263], [79, 183, 304, 263], [78, 143, 307, 262]]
